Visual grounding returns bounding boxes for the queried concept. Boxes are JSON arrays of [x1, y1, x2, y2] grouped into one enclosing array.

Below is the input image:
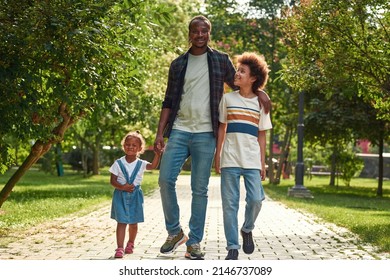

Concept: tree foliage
[[281, 0, 390, 120], [64, 0, 196, 175], [0, 0, 173, 206]]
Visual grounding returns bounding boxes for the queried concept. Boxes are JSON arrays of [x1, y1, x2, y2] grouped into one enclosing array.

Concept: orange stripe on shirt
[[227, 113, 259, 125]]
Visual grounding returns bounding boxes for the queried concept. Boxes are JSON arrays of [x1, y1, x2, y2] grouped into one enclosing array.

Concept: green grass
[[0, 167, 159, 247], [264, 176, 390, 253]]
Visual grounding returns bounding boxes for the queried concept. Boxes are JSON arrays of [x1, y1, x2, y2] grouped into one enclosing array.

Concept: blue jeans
[[159, 129, 216, 246], [221, 168, 265, 250]]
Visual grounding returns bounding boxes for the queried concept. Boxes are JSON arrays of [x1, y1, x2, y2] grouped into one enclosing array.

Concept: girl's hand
[[124, 183, 135, 192]]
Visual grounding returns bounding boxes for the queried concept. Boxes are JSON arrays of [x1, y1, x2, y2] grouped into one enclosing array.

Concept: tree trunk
[[275, 127, 292, 183], [55, 143, 64, 176], [268, 119, 276, 184], [75, 130, 99, 176], [267, 15, 277, 184], [377, 132, 384, 197], [329, 146, 337, 186], [0, 102, 79, 207], [80, 142, 88, 177], [92, 133, 101, 175], [0, 141, 51, 207]]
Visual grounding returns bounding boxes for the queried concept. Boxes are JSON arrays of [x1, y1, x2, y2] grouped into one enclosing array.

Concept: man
[[154, 15, 271, 260]]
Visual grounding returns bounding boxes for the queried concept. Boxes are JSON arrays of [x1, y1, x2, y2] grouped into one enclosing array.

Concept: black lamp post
[[288, 91, 313, 198]]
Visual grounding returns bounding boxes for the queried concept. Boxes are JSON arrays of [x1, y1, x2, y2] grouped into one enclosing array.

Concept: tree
[[0, 0, 173, 207], [303, 88, 383, 186], [280, 0, 390, 195]]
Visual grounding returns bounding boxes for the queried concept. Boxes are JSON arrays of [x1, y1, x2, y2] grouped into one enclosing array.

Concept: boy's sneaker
[[241, 230, 254, 254], [225, 249, 239, 260], [160, 229, 188, 254], [185, 243, 205, 260]]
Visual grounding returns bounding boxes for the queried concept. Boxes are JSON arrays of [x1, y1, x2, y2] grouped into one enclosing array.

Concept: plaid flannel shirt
[[162, 46, 237, 138]]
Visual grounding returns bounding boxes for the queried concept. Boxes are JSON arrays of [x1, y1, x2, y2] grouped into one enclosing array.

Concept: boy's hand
[[260, 169, 266, 181], [214, 157, 221, 174]]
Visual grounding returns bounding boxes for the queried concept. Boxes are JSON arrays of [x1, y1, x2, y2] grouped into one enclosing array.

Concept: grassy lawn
[[1, 168, 389, 254], [264, 176, 390, 253]]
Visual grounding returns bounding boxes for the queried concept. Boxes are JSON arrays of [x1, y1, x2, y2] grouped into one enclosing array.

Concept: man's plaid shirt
[[162, 46, 237, 138]]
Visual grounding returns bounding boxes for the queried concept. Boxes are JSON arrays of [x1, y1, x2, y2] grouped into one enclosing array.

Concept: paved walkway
[[0, 175, 388, 260]]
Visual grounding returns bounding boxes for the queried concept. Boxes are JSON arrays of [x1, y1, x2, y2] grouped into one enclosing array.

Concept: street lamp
[[288, 91, 313, 198]]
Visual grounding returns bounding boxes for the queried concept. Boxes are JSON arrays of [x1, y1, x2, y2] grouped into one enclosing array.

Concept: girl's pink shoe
[[125, 242, 134, 254], [114, 248, 125, 258]]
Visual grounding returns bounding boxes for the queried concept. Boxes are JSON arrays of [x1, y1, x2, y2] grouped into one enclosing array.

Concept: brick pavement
[[0, 175, 388, 260]]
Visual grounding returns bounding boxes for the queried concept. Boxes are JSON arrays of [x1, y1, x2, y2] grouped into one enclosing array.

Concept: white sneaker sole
[[160, 234, 188, 254]]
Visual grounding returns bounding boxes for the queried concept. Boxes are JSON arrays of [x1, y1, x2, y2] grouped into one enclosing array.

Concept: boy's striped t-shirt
[[218, 91, 272, 169], [226, 105, 260, 138]]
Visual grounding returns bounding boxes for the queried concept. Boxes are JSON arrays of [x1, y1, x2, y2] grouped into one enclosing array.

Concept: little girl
[[109, 131, 161, 258]]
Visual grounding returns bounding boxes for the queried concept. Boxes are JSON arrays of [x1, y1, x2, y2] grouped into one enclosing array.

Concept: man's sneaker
[[225, 249, 239, 260], [160, 229, 188, 254], [185, 243, 205, 260], [241, 230, 254, 254]]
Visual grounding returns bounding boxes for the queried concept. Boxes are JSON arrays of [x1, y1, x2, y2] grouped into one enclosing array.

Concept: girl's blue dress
[[111, 159, 144, 224]]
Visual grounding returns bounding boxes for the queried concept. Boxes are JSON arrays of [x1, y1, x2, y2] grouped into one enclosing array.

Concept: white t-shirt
[[109, 156, 149, 186], [173, 52, 213, 133], [218, 91, 272, 169]]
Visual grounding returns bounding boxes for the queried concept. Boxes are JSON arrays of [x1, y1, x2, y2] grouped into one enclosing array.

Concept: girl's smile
[[123, 137, 142, 157]]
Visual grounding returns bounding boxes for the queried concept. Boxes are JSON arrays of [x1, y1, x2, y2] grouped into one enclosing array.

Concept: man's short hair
[[188, 15, 212, 32]]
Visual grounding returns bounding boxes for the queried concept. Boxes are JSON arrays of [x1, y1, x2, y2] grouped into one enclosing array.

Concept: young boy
[[215, 52, 272, 260]]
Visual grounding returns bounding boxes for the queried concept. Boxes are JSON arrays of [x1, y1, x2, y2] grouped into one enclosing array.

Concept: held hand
[[154, 135, 165, 154]]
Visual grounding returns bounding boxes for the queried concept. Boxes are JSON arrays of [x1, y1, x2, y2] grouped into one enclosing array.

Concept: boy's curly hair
[[237, 52, 270, 93]]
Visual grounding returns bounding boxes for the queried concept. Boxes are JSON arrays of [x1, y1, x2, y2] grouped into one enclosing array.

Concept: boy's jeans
[[221, 167, 265, 250], [159, 129, 216, 246]]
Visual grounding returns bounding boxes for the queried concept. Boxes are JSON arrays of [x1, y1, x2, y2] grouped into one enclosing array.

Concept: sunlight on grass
[[264, 176, 390, 253]]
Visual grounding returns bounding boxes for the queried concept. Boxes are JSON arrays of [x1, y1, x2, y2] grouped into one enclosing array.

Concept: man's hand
[[154, 135, 165, 154], [257, 90, 272, 114]]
